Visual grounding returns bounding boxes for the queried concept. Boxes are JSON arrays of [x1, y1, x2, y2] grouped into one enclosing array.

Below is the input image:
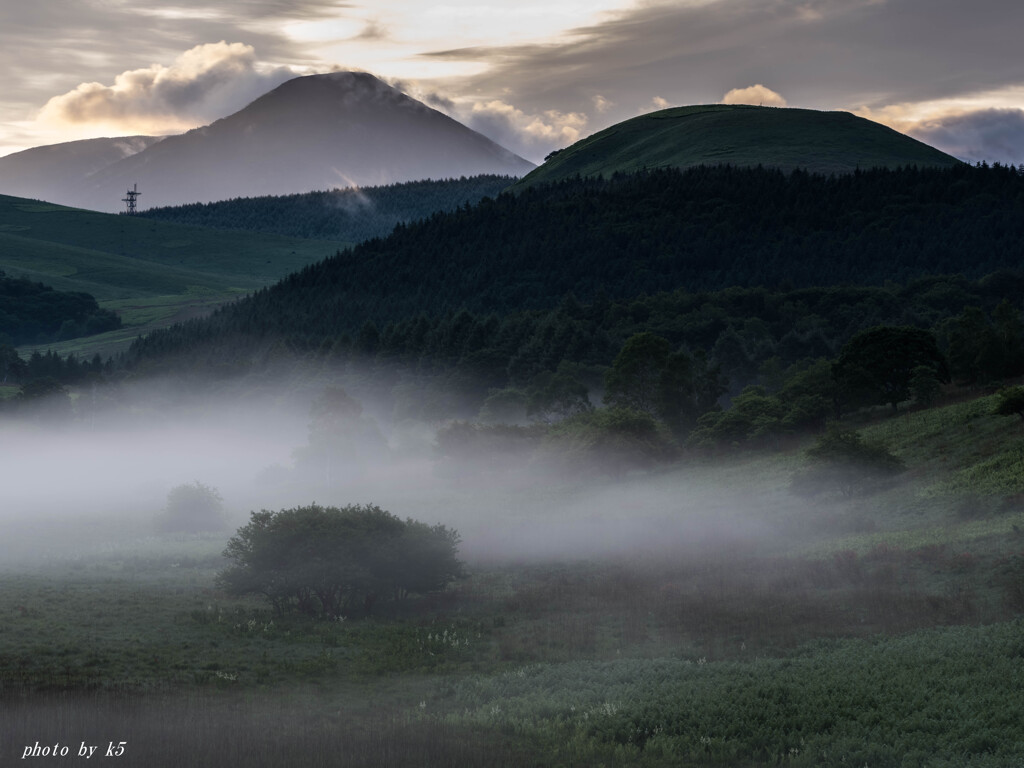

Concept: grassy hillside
[[0, 195, 344, 356], [517, 105, 961, 188]]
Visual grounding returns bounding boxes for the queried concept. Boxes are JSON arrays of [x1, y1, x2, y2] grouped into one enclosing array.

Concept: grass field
[[0, 194, 345, 358], [3, 391, 1024, 765]]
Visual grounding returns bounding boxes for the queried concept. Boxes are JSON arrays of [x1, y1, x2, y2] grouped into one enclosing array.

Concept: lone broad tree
[[834, 326, 949, 412], [218, 503, 463, 617]]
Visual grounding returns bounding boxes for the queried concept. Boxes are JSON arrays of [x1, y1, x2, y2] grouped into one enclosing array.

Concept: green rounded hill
[[516, 105, 961, 188]]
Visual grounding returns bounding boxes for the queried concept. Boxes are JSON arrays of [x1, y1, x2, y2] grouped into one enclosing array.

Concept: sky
[[2, 0, 1024, 165]]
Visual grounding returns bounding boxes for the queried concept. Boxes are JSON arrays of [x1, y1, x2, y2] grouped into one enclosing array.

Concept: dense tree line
[[120, 273, 1023, 425], [139, 175, 515, 243], [0, 271, 121, 345], [0, 346, 110, 421]]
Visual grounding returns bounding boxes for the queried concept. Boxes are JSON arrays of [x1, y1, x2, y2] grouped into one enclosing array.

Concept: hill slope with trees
[[125, 162, 1024, 362], [139, 176, 515, 242]]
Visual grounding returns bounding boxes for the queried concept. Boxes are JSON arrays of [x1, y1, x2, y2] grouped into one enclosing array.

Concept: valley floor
[[3, 393, 1024, 766]]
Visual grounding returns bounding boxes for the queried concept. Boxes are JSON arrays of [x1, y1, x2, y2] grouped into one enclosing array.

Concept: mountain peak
[[244, 71, 421, 113], [207, 71, 440, 137], [0, 72, 533, 212]]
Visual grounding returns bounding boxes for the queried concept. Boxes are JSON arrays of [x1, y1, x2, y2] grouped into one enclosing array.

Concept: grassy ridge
[[517, 105, 961, 188]]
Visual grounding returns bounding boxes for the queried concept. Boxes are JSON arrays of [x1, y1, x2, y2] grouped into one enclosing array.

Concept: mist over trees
[[790, 426, 905, 497], [113, 273, 1016, 432], [8, 164, 1024, 471], [156, 481, 227, 534], [292, 387, 389, 486]]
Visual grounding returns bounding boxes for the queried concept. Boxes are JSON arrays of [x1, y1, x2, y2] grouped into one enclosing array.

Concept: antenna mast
[[122, 183, 140, 215]]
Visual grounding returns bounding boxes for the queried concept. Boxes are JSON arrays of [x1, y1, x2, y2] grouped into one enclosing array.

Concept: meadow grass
[[3, 535, 1021, 765], [4, 390, 1024, 765]]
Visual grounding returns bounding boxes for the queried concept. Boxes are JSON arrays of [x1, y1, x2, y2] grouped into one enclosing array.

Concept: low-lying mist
[[0, 372, 811, 571]]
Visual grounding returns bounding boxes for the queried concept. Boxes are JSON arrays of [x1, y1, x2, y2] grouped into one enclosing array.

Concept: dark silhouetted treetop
[[834, 325, 950, 411], [0, 344, 27, 384], [604, 332, 672, 415]]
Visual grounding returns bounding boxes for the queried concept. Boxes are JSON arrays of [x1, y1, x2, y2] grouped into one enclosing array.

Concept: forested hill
[[139, 176, 515, 243], [125, 163, 1024, 373]]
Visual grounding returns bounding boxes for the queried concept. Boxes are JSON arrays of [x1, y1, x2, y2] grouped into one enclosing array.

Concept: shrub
[[994, 386, 1024, 423], [791, 426, 905, 497], [218, 503, 464, 617], [156, 481, 226, 533]]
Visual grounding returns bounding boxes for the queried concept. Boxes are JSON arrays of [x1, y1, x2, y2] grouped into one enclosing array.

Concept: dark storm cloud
[[909, 109, 1024, 165]]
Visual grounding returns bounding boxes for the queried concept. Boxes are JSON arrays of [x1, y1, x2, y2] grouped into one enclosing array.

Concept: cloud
[[907, 109, 1024, 165], [376, 78, 586, 161], [382, 77, 457, 112], [354, 20, 389, 41], [464, 100, 588, 162], [854, 87, 1024, 166], [722, 84, 787, 107], [38, 42, 299, 133], [651, 96, 670, 110], [419, 0, 1024, 145], [592, 94, 613, 113]]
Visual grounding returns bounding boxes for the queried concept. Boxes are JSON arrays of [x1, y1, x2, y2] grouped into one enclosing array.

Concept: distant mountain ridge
[[517, 104, 961, 188], [0, 136, 163, 203], [0, 73, 534, 213]]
